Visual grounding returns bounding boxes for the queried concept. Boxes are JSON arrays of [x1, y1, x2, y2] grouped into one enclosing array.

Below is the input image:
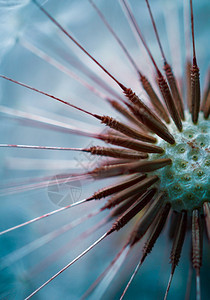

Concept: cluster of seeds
[[0, 0, 209, 300], [152, 113, 210, 212]]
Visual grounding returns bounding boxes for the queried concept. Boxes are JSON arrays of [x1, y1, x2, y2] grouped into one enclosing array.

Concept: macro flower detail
[[151, 112, 209, 212], [0, 0, 209, 300]]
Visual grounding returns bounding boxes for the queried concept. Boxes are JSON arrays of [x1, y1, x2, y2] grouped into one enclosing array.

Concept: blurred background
[[0, 0, 209, 299]]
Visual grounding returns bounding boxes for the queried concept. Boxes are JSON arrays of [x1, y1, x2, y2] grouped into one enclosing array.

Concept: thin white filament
[[0, 198, 88, 236], [25, 232, 108, 300]]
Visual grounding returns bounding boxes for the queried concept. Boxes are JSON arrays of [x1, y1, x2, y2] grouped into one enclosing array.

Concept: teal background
[[0, 1, 209, 299]]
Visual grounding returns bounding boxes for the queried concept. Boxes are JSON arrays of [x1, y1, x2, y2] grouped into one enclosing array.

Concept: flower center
[[151, 112, 210, 212]]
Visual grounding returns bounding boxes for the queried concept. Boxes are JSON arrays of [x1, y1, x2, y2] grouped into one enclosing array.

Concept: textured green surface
[[151, 112, 210, 212]]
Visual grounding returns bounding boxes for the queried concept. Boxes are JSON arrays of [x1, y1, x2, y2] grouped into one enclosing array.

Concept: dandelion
[[0, 0, 209, 299]]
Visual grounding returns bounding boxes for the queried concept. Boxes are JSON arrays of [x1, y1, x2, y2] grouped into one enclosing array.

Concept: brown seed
[[129, 191, 166, 245], [127, 104, 175, 144], [103, 176, 159, 209], [163, 62, 185, 120], [88, 146, 148, 160], [141, 203, 171, 263], [140, 74, 170, 123], [203, 202, 210, 241], [157, 71, 182, 131], [191, 59, 200, 124], [108, 99, 149, 131], [99, 115, 156, 143], [99, 134, 164, 153], [108, 189, 157, 234], [88, 174, 146, 200]]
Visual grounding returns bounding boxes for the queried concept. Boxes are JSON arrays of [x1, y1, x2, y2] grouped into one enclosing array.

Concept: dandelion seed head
[[0, 0, 210, 299], [151, 112, 210, 212]]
